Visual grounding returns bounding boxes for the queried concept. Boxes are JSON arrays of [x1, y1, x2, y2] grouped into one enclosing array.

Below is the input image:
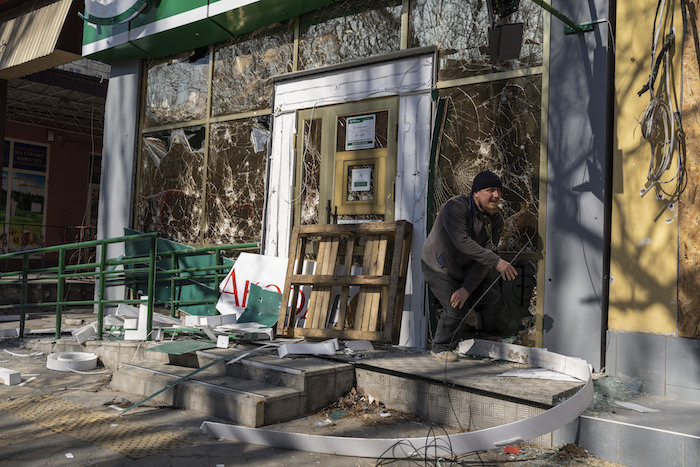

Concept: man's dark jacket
[[421, 194, 504, 294]]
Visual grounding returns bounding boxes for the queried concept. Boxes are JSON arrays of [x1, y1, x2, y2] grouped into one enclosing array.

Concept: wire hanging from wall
[[637, 0, 687, 202]]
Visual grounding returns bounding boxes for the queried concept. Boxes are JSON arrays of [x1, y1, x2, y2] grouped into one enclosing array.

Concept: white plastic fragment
[[17, 376, 37, 387], [0, 367, 20, 385], [498, 368, 581, 382], [186, 314, 238, 327], [3, 349, 42, 357], [201, 339, 594, 458], [277, 339, 338, 358], [217, 335, 230, 348], [72, 321, 98, 345], [613, 401, 659, 413], [124, 299, 149, 341], [46, 352, 98, 372], [65, 453, 74, 459], [114, 303, 182, 326]]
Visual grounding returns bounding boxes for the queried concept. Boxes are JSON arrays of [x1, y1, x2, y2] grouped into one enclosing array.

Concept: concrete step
[[578, 395, 700, 467], [110, 361, 305, 427], [193, 349, 355, 413], [109, 348, 355, 427]]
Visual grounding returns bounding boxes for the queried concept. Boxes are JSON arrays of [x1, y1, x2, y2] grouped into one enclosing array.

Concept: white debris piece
[[497, 368, 581, 382], [278, 339, 339, 358], [614, 401, 659, 413], [72, 321, 98, 345], [0, 367, 20, 385]]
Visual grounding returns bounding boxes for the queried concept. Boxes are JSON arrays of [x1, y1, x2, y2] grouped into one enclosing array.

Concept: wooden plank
[[383, 221, 412, 342], [280, 221, 412, 343], [296, 221, 404, 237], [276, 227, 301, 336], [334, 236, 355, 330], [317, 236, 340, 329], [363, 236, 387, 332], [287, 274, 390, 286], [354, 234, 375, 330], [383, 226, 401, 342], [292, 327, 384, 342], [307, 238, 328, 329]]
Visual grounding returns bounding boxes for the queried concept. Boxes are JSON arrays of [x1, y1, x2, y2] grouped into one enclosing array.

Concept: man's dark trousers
[[422, 261, 501, 352]]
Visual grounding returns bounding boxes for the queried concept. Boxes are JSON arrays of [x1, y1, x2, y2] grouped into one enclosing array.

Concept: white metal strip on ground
[[200, 339, 593, 458]]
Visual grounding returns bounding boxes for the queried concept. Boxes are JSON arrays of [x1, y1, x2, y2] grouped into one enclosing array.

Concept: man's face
[[472, 187, 502, 215]]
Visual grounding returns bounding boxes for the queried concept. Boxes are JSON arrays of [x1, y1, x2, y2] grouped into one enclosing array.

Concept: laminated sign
[[217, 253, 311, 323]]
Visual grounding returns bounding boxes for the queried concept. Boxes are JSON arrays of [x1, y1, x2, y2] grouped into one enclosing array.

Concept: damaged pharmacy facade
[[87, 0, 700, 402]]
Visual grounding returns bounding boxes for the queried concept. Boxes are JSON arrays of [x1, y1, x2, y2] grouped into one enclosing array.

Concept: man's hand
[[496, 259, 518, 281], [450, 287, 470, 309]]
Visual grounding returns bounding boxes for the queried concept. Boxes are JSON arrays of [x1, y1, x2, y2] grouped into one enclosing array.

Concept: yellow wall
[[609, 1, 683, 334]]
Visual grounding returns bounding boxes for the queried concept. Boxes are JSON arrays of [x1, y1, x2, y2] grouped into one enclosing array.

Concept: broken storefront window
[[144, 51, 209, 128], [299, 0, 403, 71], [436, 76, 541, 254], [205, 119, 267, 245], [137, 126, 205, 245], [410, 0, 543, 80], [212, 22, 294, 116]]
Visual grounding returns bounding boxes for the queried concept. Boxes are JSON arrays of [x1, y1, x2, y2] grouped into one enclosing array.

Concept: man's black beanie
[[471, 170, 503, 194]]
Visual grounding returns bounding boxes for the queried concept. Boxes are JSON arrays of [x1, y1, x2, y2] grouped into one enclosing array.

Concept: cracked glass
[[299, 119, 322, 226], [212, 22, 294, 116], [136, 126, 206, 244], [299, 0, 403, 70], [205, 119, 268, 245], [410, 0, 543, 80], [144, 51, 209, 128], [436, 75, 541, 253]]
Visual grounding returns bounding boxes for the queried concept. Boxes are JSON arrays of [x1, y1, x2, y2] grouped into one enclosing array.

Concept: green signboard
[[81, 0, 334, 63]]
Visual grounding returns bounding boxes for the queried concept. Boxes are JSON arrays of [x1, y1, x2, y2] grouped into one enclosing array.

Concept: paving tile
[[579, 416, 619, 463], [619, 424, 683, 467], [666, 384, 700, 404], [683, 436, 700, 467]]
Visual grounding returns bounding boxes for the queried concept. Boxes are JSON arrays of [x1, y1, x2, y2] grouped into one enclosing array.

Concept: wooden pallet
[[275, 221, 413, 344]]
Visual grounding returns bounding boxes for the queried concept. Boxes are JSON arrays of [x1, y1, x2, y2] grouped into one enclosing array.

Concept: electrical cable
[[638, 0, 687, 201]]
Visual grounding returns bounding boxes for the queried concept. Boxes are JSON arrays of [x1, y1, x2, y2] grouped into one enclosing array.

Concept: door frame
[[293, 96, 399, 227]]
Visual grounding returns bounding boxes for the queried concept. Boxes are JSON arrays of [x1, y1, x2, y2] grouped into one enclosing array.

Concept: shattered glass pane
[[136, 126, 205, 244], [205, 119, 267, 245], [436, 75, 541, 253], [299, 0, 402, 71], [410, 0, 543, 80], [299, 119, 322, 225], [212, 22, 294, 116], [144, 51, 209, 128]]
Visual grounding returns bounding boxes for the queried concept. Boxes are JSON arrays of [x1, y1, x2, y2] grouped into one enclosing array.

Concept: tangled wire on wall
[[637, 0, 689, 203]]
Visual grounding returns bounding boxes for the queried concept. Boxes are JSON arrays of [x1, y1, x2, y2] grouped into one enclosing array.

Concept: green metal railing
[[0, 232, 259, 340]]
